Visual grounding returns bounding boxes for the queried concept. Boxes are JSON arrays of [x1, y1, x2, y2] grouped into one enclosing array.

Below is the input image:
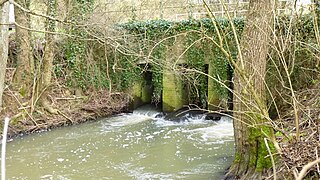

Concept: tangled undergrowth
[[276, 82, 320, 179], [0, 86, 129, 138]]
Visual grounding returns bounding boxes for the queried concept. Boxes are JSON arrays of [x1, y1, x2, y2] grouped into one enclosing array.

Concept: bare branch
[[297, 158, 320, 180]]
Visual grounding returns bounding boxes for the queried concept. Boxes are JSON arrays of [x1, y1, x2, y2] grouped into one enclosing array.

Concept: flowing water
[[4, 105, 234, 179]]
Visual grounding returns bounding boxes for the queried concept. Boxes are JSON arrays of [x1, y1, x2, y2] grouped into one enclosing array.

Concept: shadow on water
[[5, 104, 234, 179], [163, 106, 224, 122]]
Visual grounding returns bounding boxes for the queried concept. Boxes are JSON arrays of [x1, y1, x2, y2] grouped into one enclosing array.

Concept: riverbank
[[0, 87, 130, 138], [2, 83, 320, 179]]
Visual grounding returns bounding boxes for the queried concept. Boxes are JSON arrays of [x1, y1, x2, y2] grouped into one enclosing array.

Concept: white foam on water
[[40, 174, 53, 180], [57, 158, 64, 162], [132, 104, 163, 118], [101, 105, 163, 128], [153, 112, 231, 128], [154, 115, 209, 127], [105, 114, 152, 127], [192, 118, 234, 141], [6, 104, 235, 179]]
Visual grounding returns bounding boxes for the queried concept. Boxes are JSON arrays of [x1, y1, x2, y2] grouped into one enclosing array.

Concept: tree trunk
[[40, 0, 57, 114], [227, 0, 276, 178], [0, 2, 10, 108], [13, 0, 34, 94]]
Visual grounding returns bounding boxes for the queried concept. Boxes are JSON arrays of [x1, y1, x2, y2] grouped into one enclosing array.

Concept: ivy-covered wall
[[55, 15, 319, 112], [115, 16, 319, 112], [116, 18, 244, 110]]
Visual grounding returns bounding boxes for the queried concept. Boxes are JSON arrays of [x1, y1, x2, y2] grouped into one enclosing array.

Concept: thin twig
[[7, 88, 38, 126], [57, 110, 73, 124], [264, 138, 277, 180], [55, 97, 84, 100]]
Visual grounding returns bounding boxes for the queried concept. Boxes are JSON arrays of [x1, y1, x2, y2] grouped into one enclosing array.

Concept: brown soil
[[0, 86, 130, 138]]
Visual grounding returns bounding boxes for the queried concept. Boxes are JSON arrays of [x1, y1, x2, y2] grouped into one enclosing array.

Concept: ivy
[[47, 0, 57, 30], [207, 36, 234, 103], [117, 54, 141, 90], [185, 33, 208, 108], [116, 17, 244, 106], [151, 44, 165, 104], [60, 0, 95, 89], [116, 15, 318, 107], [57, 12, 318, 108]]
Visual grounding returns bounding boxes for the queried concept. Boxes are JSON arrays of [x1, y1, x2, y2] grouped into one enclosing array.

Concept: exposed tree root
[[225, 164, 267, 180]]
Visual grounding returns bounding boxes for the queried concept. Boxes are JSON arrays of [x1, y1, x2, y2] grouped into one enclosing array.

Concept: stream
[[4, 105, 234, 179]]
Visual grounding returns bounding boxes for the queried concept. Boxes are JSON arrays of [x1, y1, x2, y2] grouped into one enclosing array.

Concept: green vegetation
[[267, 15, 319, 114], [2, 1, 320, 178], [114, 16, 317, 108], [248, 126, 275, 171], [151, 44, 165, 104], [185, 33, 208, 108], [116, 18, 244, 106], [59, 0, 96, 89], [55, 15, 318, 109]]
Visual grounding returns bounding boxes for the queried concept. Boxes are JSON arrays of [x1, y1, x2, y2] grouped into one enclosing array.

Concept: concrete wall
[[130, 76, 152, 109], [90, 0, 253, 30], [161, 35, 187, 112], [9, 0, 295, 27], [129, 33, 229, 112], [162, 68, 186, 112], [208, 63, 224, 111]]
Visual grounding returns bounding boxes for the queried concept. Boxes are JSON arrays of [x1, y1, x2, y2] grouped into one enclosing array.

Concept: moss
[[141, 85, 152, 103], [248, 126, 274, 172], [249, 152, 257, 168], [256, 140, 273, 172], [162, 67, 186, 112], [234, 153, 241, 164]]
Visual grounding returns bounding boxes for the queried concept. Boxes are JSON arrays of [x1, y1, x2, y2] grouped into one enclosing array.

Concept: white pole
[[1, 117, 10, 180]]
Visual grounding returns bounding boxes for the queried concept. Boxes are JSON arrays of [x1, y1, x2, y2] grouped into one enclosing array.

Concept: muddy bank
[[0, 88, 130, 139]]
